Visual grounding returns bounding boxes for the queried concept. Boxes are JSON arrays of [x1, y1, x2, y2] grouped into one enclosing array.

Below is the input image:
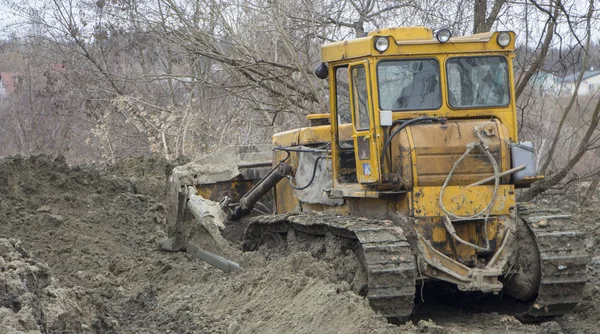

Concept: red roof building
[[0, 72, 20, 97]]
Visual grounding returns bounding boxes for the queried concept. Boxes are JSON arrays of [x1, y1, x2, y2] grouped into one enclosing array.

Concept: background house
[[559, 70, 600, 96], [0, 72, 20, 98], [529, 71, 560, 94]]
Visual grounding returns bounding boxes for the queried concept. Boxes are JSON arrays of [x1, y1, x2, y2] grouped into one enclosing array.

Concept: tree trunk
[[581, 176, 600, 206], [514, 3, 559, 100], [473, 0, 488, 34]]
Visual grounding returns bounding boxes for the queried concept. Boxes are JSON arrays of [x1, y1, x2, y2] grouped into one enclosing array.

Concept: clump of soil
[[0, 154, 599, 334], [0, 238, 115, 333]]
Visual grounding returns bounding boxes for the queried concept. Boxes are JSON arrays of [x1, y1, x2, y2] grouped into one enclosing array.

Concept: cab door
[[348, 61, 381, 184]]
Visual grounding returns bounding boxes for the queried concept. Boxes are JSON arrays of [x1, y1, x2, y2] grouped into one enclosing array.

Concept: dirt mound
[[0, 238, 114, 333], [0, 155, 135, 204], [0, 155, 403, 333], [0, 155, 168, 333], [0, 154, 599, 334], [104, 155, 189, 200]]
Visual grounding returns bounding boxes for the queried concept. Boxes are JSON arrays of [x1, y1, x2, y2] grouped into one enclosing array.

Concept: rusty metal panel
[[298, 125, 331, 145], [413, 185, 515, 217], [392, 129, 414, 188], [272, 125, 332, 148], [275, 176, 300, 214], [395, 119, 511, 188], [273, 150, 300, 214], [195, 180, 254, 203], [414, 216, 504, 263], [272, 128, 301, 147]]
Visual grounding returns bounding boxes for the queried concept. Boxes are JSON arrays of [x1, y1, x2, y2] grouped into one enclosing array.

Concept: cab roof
[[321, 26, 515, 63]]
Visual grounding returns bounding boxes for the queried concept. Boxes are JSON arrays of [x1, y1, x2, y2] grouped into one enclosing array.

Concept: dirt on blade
[[0, 154, 598, 334]]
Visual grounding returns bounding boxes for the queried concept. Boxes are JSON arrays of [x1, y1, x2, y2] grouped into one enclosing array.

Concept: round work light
[[435, 28, 452, 43], [374, 36, 389, 52], [497, 32, 511, 48]]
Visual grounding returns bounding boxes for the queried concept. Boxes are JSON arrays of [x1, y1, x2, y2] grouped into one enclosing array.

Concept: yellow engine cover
[[392, 119, 511, 188]]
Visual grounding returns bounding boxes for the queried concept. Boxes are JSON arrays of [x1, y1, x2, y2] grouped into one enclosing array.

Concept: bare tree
[[473, 0, 507, 34], [1, 0, 599, 205]]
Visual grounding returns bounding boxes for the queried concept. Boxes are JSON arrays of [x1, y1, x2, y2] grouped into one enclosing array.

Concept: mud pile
[[0, 154, 598, 333], [0, 238, 115, 333], [0, 155, 403, 333]]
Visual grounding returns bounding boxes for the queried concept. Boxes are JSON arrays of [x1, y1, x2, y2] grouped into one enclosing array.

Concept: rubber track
[[243, 213, 417, 319], [518, 203, 589, 318]]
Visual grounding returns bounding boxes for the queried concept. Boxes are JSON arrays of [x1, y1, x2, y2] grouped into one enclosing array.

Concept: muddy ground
[[0, 155, 598, 333]]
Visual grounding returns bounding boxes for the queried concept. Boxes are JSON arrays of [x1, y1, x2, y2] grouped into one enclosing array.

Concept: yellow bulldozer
[[164, 27, 589, 321]]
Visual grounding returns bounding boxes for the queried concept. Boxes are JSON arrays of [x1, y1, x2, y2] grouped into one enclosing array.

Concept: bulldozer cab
[[326, 27, 518, 189]]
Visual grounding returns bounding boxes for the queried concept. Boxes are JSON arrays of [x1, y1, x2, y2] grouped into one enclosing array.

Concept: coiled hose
[[438, 126, 500, 252]]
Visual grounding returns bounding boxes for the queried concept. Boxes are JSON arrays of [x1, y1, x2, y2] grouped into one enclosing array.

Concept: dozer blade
[[160, 186, 241, 273], [185, 242, 241, 273], [163, 145, 275, 273], [159, 236, 241, 273]]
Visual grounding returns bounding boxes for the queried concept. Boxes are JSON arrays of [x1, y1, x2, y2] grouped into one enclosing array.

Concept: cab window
[[377, 59, 441, 111], [446, 56, 509, 108], [351, 65, 370, 131], [335, 66, 351, 124]]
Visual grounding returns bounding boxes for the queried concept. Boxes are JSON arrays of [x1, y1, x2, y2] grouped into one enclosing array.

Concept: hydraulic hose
[[438, 126, 500, 252], [287, 155, 324, 190], [379, 117, 446, 175]]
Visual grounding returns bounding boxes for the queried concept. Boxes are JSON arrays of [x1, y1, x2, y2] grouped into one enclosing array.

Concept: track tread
[[518, 203, 590, 319], [243, 213, 416, 319]]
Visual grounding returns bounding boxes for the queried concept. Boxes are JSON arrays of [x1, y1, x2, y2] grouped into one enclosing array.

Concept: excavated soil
[[0, 154, 598, 333]]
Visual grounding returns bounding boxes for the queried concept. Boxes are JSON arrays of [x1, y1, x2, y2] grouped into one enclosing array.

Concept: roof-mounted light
[[435, 28, 452, 43], [374, 36, 389, 53], [497, 32, 511, 48]]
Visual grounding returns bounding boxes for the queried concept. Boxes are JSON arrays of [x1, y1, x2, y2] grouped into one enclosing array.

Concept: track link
[[518, 203, 589, 319], [243, 213, 417, 319]]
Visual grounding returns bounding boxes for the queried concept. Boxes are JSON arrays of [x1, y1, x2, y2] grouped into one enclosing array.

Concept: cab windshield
[[446, 56, 509, 108], [377, 59, 441, 111]]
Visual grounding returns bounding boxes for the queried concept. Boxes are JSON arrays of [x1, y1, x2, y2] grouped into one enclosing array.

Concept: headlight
[[497, 32, 511, 47], [435, 28, 452, 43], [374, 36, 389, 52]]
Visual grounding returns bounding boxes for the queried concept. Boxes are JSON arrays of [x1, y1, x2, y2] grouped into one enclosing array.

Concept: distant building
[[0, 64, 66, 99], [559, 70, 600, 96], [0, 72, 20, 98], [528, 71, 560, 94]]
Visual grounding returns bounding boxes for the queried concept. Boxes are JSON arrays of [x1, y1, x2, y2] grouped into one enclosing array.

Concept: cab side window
[[335, 66, 351, 124], [334, 65, 357, 183], [351, 65, 370, 131]]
